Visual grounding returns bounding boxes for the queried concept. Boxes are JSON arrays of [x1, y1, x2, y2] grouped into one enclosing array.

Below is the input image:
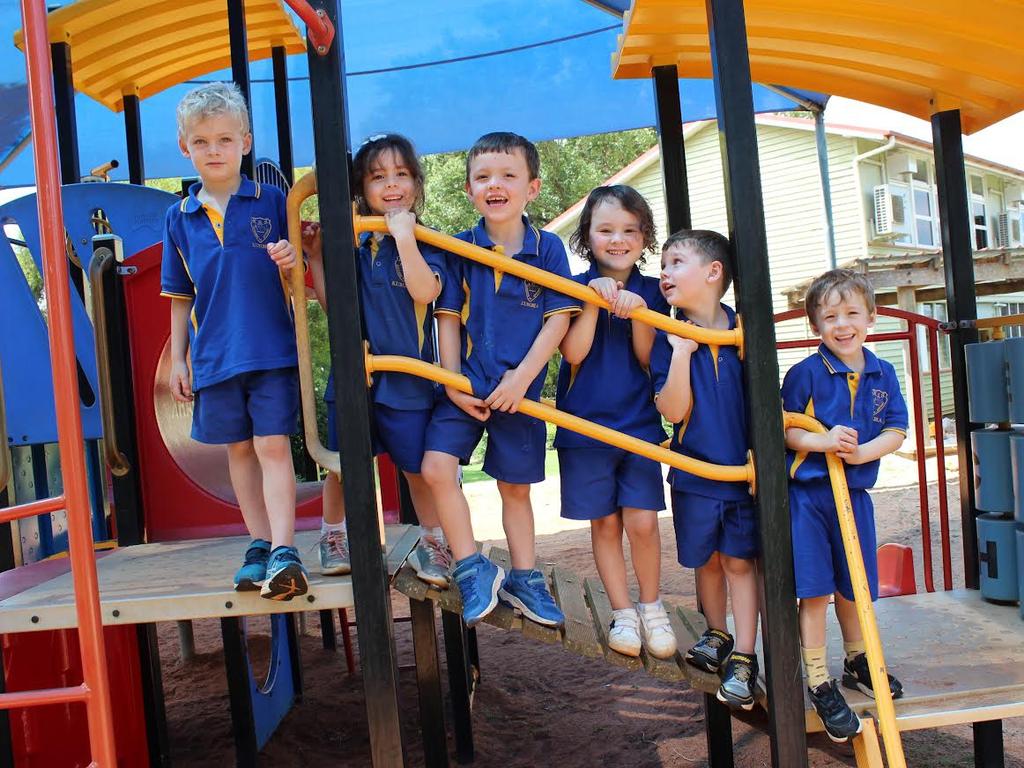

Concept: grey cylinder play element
[[972, 427, 1015, 513], [1005, 337, 1024, 424], [976, 513, 1019, 603], [1012, 432, 1024, 524], [966, 340, 1008, 424]]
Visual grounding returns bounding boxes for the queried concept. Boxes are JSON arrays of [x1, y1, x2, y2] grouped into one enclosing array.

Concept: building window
[[918, 301, 951, 371], [995, 302, 1024, 339], [970, 175, 989, 249]]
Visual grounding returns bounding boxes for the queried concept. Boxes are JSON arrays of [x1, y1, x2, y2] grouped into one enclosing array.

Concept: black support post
[[652, 65, 691, 232], [220, 617, 259, 767], [227, 0, 254, 180], [932, 109, 981, 589], [973, 720, 1005, 768], [123, 93, 145, 186], [307, 2, 406, 765], [705, 1, 807, 767], [441, 611, 474, 764], [272, 46, 294, 186], [50, 40, 84, 294], [410, 598, 449, 768]]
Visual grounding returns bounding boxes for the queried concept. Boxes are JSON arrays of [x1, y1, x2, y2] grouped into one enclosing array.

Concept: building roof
[[611, 0, 1024, 134], [13, 0, 304, 112]]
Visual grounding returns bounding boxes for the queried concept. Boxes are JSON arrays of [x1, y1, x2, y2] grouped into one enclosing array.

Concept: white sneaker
[[637, 600, 677, 659], [607, 608, 642, 657]]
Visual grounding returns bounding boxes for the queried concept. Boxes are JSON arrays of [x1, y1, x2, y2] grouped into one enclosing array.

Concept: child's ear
[[707, 259, 723, 283], [242, 132, 253, 156], [178, 136, 189, 158], [464, 180, 472, 198], [526, 177, 541, 202]]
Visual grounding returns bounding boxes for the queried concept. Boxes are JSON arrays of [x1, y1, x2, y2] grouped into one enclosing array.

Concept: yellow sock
[[843, 639, 866, 662], [802, 645, 829, 689]]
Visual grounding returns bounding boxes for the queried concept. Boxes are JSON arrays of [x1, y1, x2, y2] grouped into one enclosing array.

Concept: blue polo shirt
[[435, 217, 581, 400], [553, 264, 668, 449], [325, 233, 447, 410], [160, 177, 296, 390], [782, 344, 908, 489], [650, 304, 749, 500]]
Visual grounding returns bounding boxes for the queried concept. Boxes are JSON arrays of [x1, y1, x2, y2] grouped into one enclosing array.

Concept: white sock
[[424, 525, 446, 543], [637, 599, 663, 613], [322, 519, 346, 535]]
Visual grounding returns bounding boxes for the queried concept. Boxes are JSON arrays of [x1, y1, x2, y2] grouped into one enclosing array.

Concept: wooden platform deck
[[395, 549, 1024, 735], [0, 525, 420, 632]]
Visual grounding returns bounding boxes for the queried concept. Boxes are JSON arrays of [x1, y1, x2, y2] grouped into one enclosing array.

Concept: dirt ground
[[157, 454, 1024, 767]]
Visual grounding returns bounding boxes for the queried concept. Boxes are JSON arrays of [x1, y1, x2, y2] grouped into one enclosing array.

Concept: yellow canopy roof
[[14, 0, 305, 113], [612, 0, 1024, 134]]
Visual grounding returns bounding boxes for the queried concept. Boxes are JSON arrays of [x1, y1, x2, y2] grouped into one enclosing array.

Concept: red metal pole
[[0, 494, 65, 524], [20, 1, 117, 764], [930, 328, 953, 590], [907, 327, 934, 592]]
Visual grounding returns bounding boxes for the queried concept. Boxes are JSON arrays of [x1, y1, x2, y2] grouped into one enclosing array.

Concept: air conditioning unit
[[873, 185, 896, 236], [885, 152, 918, 179], [997, 211, 1012, 248]]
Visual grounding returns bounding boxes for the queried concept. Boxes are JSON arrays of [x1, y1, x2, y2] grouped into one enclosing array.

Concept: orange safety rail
[[7, 1, 118, 764], [281, 0, 335, 54], [775, 306, 953, 593]]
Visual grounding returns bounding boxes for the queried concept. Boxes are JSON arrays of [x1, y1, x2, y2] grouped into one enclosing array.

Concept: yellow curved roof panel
[[612, 0, 1024, 134], [14, 0, 305, 113]]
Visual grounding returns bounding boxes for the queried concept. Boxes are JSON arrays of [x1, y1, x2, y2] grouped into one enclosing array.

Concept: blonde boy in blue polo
[[782, 268, 907, 742], [161, 82, 308, 601], [421, 132, 580, 628]]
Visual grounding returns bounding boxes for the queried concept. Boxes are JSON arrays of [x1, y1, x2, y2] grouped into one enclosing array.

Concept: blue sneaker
[[260, 545, 310, 601], [452, 553, 504, 627], [498, 569, 564, 627], [234, 539, 271, 591]]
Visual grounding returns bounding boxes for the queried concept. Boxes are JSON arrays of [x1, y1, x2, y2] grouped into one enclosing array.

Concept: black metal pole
[[307, 2, 406, 765], [441, 611, 474, 764], [123, 93, 145, 186], [652, 65, 691, 232], [973, 720, 1005, 768], [704, 1, 807, 766], [932, 109, 981, 589], [410, 598, 450, 768], [220, 617, 259, 765], [50, 40, 84, 294], [227, 0, 254, 181], [272, 46, 294, 186]]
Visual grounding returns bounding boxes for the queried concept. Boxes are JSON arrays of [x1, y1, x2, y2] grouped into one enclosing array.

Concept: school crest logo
[[250, 217, 272, 244], [523, 280, 543, 307], [392, 254, 406, 287], [871, 388, 889, 423]]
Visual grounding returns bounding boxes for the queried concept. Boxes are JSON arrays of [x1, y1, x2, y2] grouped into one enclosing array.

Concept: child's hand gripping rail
[[783, 411, 906, 768], [286, 171, 340, 474], [353, 215, 744, 356], [366, 352, 755, 488]]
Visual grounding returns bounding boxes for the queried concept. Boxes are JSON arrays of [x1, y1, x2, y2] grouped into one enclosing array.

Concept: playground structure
[[1, 1, 1023, 767]]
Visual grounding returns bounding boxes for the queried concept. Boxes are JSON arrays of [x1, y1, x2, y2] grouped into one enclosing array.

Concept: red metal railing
[[775, 307, 953, 593], [4, 1, 118, 763], [282, 0, 335, 54]]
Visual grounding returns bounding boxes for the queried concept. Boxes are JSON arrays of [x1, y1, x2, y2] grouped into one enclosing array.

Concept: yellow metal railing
[[784, 412, 905, 768]]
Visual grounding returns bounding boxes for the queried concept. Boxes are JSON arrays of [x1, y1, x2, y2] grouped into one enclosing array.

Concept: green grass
[[462, 422, 560, 484]]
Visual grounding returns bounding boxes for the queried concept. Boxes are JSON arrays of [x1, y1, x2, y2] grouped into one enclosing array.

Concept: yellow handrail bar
[[286, 171, 340, 474], [783, 412, 905, 768], [366, 353, 754, 486], [353, 214, 744, 355]]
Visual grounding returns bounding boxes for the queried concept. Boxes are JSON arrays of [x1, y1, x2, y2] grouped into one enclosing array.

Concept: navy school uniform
[[426, 216, 581, 484], [553, 264, 668, 519], [324, 232, 448, 474], [781, 344, 908, 601], [160, 177, 298, 444], [649, 304, 758, 568]]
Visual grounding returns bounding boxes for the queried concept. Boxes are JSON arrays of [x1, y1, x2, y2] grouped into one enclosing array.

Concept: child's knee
[[496, 481, 530, 504], [591, 514, 622, 538], [226, 439, 256, 459], [420, 452, 455, 489], [698, 552, 723, 575], [253, 434, 291, 463], [623, 510, 659, 540], [720, 554, 754, 577]]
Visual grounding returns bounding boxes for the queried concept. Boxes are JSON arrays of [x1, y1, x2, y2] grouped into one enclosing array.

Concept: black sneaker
[[717, 653, 758, 710], [685, 628, 734, 673], [808, 679, 863, 743], [842, 653, 904, 700]]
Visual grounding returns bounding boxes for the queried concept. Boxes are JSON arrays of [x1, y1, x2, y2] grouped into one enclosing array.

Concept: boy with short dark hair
[[421, 132, 580, 628], [161, 81, 307, 600], [782, 268, 907, 742], [650, 229, 760, 710]]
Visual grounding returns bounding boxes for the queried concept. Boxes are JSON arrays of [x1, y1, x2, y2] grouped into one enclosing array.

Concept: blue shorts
[[671, 489, 758, 568], [425, 394, 545, 484], [790, 483, 878, 602], [558, 447, 666, 520], [192, 367, 298, 444], [326, 401, 433, 474]]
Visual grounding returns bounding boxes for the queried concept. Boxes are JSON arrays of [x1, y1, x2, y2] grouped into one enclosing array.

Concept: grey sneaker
[[409, 535, 452, 588], [319, 529, 351, 576]]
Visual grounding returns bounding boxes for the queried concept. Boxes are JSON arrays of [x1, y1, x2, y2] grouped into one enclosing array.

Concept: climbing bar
[[367, 353, 753, 485], [88, 248, 131, 477], [0, 359, 8, 491], [0, 494, 65, 526], [285, 171, 340, 474], [783, 411, 906, 768], [282, 0, 335, 55], [353, 214, 744, 353]]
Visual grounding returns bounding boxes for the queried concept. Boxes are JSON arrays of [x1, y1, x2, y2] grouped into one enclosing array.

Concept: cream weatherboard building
[[544, 114, 1024, 426]]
